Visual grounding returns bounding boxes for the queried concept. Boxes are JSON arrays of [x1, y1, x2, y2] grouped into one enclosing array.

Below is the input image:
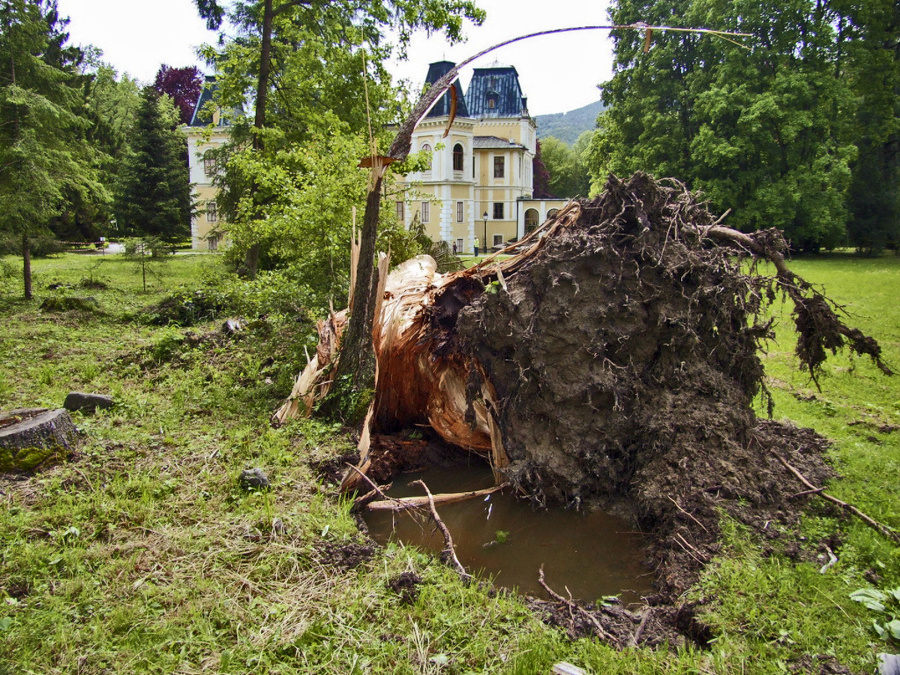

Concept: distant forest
[[535, 100, 605, 145]]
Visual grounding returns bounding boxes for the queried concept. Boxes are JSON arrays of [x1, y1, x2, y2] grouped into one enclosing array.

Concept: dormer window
[[453, 143, 464, 172], [486, 91, 498, 110]]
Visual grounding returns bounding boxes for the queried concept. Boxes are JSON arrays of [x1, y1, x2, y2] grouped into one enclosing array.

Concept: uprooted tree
[[276, 171, 895, 596]]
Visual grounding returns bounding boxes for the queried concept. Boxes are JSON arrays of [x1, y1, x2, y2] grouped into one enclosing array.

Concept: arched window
[[524, 208, 540, 234], [547, 208, 559, 219], [486, 91, 498, 110], [421, 143, 432, 173], [452, 143, 464, 172]]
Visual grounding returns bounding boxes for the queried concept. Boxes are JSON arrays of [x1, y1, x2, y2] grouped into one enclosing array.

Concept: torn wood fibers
[[272, 202, 584, 490]]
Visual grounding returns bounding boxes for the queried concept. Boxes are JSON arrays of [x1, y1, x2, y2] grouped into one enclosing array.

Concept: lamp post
[[482, 210, 488, 256]]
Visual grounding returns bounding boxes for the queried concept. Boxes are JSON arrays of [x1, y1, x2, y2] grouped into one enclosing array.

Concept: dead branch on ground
[[770, 449, 900, 545], [411, 479, 471, 581], [538, 565, 615, 641]]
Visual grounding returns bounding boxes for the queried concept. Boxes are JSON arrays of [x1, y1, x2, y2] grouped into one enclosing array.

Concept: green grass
[[0, 251, 898, 673]]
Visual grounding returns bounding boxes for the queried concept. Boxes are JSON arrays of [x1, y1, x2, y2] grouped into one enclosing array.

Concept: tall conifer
[[115, 87, 191, 243]]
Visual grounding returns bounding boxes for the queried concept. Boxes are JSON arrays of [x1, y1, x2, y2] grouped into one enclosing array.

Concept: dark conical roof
[[189, 76, 217, 127], [466, 65, 529, 118], [424, 61, 469, 118]]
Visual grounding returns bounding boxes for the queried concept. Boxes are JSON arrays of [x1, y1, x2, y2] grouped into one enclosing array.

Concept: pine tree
[[0, 0, 103, 298], [115, 87, 191, 243]]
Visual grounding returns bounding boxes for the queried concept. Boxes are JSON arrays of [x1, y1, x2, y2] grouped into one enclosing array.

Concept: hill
[[535, 99, 605, 145]]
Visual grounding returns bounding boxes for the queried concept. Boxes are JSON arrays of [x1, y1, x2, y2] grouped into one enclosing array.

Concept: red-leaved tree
[[533, 139, 553, 199], [153, 65, 203, 126]]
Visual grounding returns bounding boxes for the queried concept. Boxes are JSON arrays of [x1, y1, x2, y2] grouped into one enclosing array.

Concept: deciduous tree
[[593, 0, 857, 252], [154, 64, 203, 126]]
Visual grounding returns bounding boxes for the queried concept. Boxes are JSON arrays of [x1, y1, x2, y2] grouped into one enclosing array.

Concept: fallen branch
[[346, 464, 412, 514], [538, 565, 615, 642], [365, 484, 507, 512], [771, 450, 900, 545], [667, 495, 709, 533], [411, 479, 471, 581], [629, 608, 653, 648]]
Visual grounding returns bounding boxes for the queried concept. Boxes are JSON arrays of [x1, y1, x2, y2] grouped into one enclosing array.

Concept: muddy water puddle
[[363, 464, 653, 602]]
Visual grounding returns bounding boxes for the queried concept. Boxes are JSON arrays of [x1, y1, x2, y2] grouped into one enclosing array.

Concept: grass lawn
[[0, 250, 898, 674]]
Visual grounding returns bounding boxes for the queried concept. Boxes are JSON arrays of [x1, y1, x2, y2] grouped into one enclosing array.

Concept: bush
[[136, 269, 318, 328]]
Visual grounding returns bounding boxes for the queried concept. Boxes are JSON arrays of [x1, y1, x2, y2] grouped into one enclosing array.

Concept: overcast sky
[[54, 0, 615, 116]]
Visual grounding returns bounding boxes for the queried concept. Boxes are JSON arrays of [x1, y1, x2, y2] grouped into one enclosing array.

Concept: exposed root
[[770, 448, 900, 545]]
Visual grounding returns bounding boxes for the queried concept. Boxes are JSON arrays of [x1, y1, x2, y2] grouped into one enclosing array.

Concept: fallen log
[[275, 173, 899, 603]]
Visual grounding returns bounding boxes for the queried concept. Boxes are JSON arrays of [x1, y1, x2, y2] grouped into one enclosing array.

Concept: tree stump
[[0, 408, 76, 471]]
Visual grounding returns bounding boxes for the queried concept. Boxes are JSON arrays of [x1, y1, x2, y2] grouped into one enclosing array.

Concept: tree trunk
[[22, 233, 32, 300], [325, 173, 383, 413], [254, 0, 273, 147], [240, 0, 274, 280]]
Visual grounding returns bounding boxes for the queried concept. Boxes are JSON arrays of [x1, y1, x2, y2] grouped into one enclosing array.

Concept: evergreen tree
[[115, 87, 191, 243], [0, 0, 104, 298]]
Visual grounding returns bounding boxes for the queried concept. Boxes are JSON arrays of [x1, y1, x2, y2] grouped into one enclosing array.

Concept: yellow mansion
[[395, 61, 566, 253], [185, 66, 566, 253], [184, 76, 228, 251]]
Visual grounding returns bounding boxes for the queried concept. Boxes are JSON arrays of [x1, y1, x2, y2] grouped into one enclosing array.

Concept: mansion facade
[[184, 76, 228, 251], [395, 61, 566, 253], [184, 64, 567, 253]]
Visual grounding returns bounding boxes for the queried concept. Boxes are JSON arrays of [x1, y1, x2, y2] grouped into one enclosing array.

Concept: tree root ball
[[445, 174, 841, 592]]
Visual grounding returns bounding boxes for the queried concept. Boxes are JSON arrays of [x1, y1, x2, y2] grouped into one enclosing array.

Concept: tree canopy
[[154, 64, 203, 126], [191, 0, 484, 297], [0, 0, 105, 297], [589, 0, 898, 253]]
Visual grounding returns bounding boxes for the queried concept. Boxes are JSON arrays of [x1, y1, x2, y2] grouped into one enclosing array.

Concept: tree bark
[[22, 233, 32, 300], [327, 173, 383, 406], [254, 0, 273, 148]]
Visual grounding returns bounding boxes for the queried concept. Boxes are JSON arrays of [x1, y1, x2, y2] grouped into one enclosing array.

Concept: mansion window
[[396, 201, 404, 222], [206, 201, 218, 223], [493, 156, 505, 178], [456, 201, 464, 222], [493, 234, 503, 247], [421, 143, 432, 173], [452, 143, 464, 172], [421, 201, 430, 223], [493, 202, 504, 219], [203, 150, 217, 177]]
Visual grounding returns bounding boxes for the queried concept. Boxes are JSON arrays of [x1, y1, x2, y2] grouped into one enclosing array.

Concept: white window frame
[[421, 201, 430, 223]]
